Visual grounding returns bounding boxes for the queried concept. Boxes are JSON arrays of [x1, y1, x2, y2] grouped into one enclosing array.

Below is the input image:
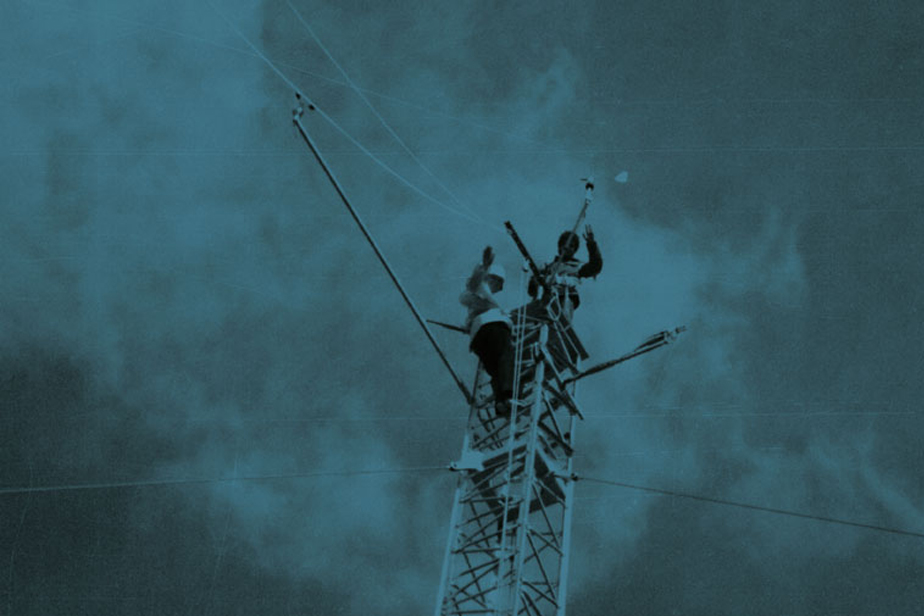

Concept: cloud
[[4, 1, 923, 614]]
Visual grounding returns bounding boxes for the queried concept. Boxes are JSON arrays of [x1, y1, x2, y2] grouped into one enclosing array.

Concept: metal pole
[[556, 394, 579, 616], [293, 94, 473, 404], [569, 178, 595, 237], [434, 480, 465, 616], [504, 221, 551, 298], [562, 327, 685, 385], [507, 325, 549, 615]]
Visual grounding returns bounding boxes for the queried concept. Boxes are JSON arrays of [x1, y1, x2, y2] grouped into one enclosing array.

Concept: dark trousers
[[471, 322, 514, 402]]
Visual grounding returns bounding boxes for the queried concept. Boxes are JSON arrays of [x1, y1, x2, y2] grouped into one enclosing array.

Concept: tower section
[[435, 303, 587, 616]]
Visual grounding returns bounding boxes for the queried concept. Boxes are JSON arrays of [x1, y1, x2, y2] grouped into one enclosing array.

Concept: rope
[[0, 466, 448, 497], [309, 105, 494, 228], [580, 476, 924, 540], [25, 2, 924, 158], [6, 399, 908, 429], [206, 0, 303, 94], [207, 0, 495, 230], [285, 0, 489, 227], [584, 408, 917, 419]]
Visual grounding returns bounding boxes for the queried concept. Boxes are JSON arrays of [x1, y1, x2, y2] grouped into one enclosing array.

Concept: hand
[[482, 246, 494, 267], [583, 224, 595, 243]]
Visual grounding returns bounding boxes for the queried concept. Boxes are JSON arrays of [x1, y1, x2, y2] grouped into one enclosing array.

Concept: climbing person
[[460, 246, 515, 416], [529, 224, 602, 323]]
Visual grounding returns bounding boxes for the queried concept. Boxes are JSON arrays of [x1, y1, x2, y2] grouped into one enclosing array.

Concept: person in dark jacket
[[529, 224, 602, 322]]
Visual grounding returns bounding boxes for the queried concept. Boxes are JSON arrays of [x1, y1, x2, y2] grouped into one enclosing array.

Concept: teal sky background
[[2, 0, 923, 614]]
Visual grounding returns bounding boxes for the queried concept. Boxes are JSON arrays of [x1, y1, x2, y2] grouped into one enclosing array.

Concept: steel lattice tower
[[292, 95, 684, 616], [435, 302, 588, 616]]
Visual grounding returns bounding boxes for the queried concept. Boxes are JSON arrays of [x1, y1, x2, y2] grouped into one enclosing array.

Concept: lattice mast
[[435, 286, 589, 616], [435, 200, 683, 616], [290, 99, 681, 614]]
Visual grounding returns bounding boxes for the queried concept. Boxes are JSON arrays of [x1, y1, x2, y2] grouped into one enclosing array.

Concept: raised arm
[[465, 246, 494, 292], [578, 224, 602, 278]]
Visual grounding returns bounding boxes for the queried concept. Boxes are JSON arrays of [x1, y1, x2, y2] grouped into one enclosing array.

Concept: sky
[[1, 0, 923, 614]]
